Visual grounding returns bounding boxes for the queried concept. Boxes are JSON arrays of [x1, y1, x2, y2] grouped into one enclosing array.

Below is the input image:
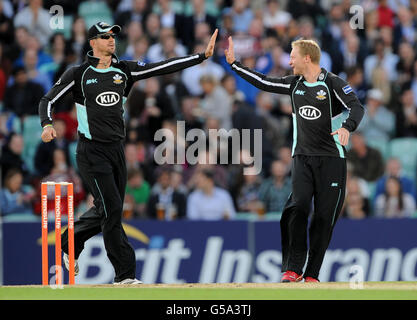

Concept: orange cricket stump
[[41, 183, 48, 286], [67, 182, 75, 285], [55, 183, 61, 285], [41, 182, 75, 285]]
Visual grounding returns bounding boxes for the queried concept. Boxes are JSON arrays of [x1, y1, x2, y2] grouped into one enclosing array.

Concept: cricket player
[[39, 22, 218, 284], [225, 37, 364, 282]]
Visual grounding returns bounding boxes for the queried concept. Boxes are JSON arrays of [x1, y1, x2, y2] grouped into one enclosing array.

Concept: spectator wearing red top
[[55, 104, 78, 142], [0, 42, 7, 100], [0, 64, 6, 101], [377, 0, 395, 28]]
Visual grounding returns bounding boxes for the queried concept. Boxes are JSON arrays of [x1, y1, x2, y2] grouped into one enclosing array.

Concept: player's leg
[[280, 155, 314, 276], [109, 142, 137, 282], [61, 206, 103, 259], [61, 141, 104, 259], [95, 171, 136, 282], [304, 157, 346, 280]]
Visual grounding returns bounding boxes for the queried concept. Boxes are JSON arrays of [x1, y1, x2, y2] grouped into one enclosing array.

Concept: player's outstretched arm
[[129, 29, 218, 81], [226, 36, 294, 95]]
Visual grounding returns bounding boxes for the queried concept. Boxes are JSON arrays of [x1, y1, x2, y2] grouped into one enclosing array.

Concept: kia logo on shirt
[[299, 105, 321, 120], [96, 91, 120, 106]]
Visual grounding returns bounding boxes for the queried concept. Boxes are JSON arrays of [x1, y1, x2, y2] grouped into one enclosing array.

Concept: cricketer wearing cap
[[39, 22, 218, 284], [225, 37, 364, 282]]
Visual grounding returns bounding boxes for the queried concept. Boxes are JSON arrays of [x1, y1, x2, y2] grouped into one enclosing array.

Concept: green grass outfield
[[1, 282, 417, 300]]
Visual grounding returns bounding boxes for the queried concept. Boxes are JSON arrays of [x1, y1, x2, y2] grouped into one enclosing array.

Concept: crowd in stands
[[1, 0, 417, 220]]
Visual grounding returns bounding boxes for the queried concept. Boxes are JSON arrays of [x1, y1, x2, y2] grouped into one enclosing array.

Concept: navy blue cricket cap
[[88, 22, 121, 40]]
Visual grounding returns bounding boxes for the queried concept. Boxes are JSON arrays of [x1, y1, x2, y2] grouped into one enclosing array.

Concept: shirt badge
[[113, 74, 124, 84], [342, 85, 353, 94], [316, 90, 327, 100]]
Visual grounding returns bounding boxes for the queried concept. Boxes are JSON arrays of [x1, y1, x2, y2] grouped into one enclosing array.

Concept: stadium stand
[[1, 0, 417, 220]]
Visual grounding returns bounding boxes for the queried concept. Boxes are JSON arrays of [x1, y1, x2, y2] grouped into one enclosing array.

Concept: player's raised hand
[[331, 127, 350, 146], [224, 36, 235, 64], [205, 28, 218, 58]]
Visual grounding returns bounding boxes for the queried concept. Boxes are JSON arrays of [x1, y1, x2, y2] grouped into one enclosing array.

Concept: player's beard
[[95, 43, 115, 57], [99, 40, 115, 56], [106, 44, 115, 55]]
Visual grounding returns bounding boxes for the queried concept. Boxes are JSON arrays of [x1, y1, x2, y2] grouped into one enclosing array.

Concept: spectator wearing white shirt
[[374, 176, 416, 218], [357, 88, 395, 143], [223, 0, 253, 34], [364, 37, 399, 85], [263, 0, 292, 31], [157, 0, 178, 29], [187, 169, 236, 220], [13, 0, 52, 48], [199, 74, 232, 130], [181, 43, 225, 96], [147, 27, 187, 62], [1, 0, 14, 18]]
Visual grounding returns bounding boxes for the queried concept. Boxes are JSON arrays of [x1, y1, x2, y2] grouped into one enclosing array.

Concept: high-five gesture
[[205, 29, 218, 58], [224, 36, 235, 64]]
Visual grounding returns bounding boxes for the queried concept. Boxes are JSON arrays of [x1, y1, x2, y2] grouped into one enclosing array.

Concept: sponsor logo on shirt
[[86, 78, 98, 85], [316, 89, 327, 100], [295, 90, 305, 95], [96, 91, 120, 106], [137, 61, 146, 66], [298, 105, 321, 120]]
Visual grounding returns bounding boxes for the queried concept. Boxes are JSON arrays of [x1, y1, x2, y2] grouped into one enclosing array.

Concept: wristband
[[43, 124, 53, 130]]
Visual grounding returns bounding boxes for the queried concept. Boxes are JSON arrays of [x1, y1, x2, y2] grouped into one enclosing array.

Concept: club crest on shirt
[[316, 89, 327, 100], [113, 74, 123, 84]]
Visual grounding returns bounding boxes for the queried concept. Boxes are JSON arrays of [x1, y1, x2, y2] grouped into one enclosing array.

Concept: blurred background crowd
[[1, 0, 417, 221]]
